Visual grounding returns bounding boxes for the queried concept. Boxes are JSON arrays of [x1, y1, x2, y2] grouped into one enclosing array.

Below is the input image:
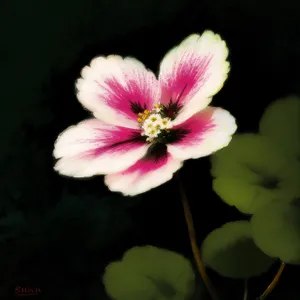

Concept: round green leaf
[[103, 246, 195, 300], [210, 134, 300, 214], [201, 221, 275, 279], [211, 134, 289, 181], [279, 161, 300, 202], [251, 199, 300, 264], [259, 96, 300, 159], [212, 178, 281, 214]]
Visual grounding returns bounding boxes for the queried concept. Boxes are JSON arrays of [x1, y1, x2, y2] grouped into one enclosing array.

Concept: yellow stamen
[[137, 118, 143, 123], [138, 113, 143, 116]]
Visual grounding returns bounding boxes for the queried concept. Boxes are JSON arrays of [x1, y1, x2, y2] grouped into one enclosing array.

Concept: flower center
[[137, 103, 173, 142]]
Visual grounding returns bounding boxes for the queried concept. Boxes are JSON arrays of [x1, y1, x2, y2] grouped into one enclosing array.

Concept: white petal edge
[[53, 120, 149, 177], [159, 30, 230, 126], [168, 108, 237, 160], [104, 157, 183, 196], [76, 55, 160, 128]]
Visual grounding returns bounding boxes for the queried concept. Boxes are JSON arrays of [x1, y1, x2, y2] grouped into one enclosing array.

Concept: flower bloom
[[53, 30, 237, 196]]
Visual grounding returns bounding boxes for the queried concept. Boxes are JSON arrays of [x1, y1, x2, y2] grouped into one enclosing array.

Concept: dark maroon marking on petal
[[108, 132, 147, 149], [121, 147, 170, 176], [159, 54, 213, 117], [96, 77, 147, 115], [165, 109, 216, 148], [82, 131, 146, 159], [161, 84, 188, 120], [161, 100, 182, 120], [176, 83, 188, 103], [144, 143, 168, 163], [129, 101, 147, 114], [163, 128, 190, 144], [94, 77, 153, 119]]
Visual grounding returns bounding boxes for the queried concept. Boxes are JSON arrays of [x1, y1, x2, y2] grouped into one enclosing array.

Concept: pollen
[[154, 103, 164, 112], [137, 104, 173, 142]]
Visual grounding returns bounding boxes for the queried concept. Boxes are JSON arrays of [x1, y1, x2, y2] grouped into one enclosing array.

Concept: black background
[[1, 0, 299, 299]]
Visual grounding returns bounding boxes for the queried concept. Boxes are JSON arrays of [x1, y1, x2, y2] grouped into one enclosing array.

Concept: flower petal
[[158, 30, 230, 125], [53, 119, 149, 177], [105, 149, 183, 196], [167, 107, 237, 160], [76, 55, 160, 128]]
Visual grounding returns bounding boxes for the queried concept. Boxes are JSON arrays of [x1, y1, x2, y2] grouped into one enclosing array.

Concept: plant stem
[[243, 280, 248, 300], [257, 262, 286, 300], [176, 174, 219, 300]]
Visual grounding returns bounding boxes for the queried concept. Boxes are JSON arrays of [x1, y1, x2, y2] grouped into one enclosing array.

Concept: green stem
[[176, 174, 219, 300], [257, 262, 285, 300]]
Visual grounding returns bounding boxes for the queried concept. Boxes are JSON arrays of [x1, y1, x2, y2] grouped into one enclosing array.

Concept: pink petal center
[[95, 77, 153, 119], [161, 53, 213, 106], [79, 126, 145, 159]]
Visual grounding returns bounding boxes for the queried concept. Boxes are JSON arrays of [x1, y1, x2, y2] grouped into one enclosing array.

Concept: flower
[[53, 30, 237, 196]]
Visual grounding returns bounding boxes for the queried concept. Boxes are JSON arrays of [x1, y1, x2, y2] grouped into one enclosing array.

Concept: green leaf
[[103, 245, 195, 300], [212, 178, 281, 214], [210, 134, 300, 214], [211, 134, 289, 181], [201, 221, 275, 279], [259, 96, 300, 159], [251, 199, 300, 264]]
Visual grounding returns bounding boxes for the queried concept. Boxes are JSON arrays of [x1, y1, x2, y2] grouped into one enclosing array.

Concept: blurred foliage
[[259, 96, 300, 160], [211, 97, 300, 214], [211, 133, 300, 214], [251, 198, 300, 265], [103, 245, 196, 300], [209, 96, 300, 293], [201, 221, 275, 279]]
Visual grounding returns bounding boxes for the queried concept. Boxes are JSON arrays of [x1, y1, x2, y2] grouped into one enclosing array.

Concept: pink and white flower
[[53, 30, 237, 196]]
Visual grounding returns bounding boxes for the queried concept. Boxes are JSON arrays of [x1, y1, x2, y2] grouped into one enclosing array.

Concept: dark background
[[1, 0, 299, 299]]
